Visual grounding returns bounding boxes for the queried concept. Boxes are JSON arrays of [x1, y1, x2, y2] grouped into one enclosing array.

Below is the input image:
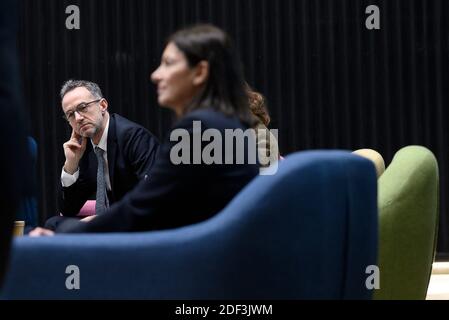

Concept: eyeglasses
[[62, 99, 102, 122]]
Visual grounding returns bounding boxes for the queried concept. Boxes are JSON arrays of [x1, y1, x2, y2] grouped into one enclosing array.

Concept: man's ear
[[193, 61, 209, 86], [100, 98, 108, 113]]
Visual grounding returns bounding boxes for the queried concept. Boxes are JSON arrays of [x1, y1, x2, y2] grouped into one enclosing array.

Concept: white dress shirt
[[61, 117, 112, 190]]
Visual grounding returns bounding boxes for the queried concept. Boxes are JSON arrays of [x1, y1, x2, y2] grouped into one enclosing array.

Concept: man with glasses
[[45, 80, 159, 230]]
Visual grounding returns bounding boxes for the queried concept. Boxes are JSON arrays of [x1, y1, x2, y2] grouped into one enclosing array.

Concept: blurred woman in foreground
[[32, 24, 260, 235]]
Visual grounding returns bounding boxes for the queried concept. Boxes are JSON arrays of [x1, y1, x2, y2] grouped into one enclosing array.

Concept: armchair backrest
[[2, 151, 378, 299], [352, 148, 386, 178], [184, 150, 378, 299], [374, 146, 439, 299]]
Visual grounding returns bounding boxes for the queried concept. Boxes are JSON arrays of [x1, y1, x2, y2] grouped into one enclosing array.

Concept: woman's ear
[[193, 61, 209, 86]]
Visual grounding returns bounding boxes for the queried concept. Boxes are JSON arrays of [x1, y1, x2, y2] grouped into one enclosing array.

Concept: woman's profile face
[[151, 42, 201, 115]]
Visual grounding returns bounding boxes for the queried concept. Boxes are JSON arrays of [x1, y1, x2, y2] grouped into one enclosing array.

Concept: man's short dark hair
[[60, 80, 103, 100]]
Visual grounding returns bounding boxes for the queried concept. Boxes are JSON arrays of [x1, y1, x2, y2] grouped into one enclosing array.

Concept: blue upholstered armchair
[[1, 151, 378, 299]]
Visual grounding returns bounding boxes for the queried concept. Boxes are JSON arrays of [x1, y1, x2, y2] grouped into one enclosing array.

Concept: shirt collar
[[91, 116, 110, 152]]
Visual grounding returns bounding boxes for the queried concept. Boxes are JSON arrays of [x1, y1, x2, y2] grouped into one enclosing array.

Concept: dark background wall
[[18, 0, 449, 253]]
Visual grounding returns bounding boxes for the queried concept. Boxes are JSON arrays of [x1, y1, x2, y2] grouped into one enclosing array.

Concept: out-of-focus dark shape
[[0, 0, 30, 288], [16, 137, 38, 232]]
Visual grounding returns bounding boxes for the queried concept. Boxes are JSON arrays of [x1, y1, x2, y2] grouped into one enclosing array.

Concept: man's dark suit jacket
[[0, 0, 30, 287], [59, 113, 159, 217], [57, 109, 259, 233]]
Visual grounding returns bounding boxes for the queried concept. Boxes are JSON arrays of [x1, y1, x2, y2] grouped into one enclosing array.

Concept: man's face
[[62, 87, 107, 139]]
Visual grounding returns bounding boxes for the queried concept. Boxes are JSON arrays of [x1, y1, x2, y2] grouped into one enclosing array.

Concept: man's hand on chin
[[29, 227, 55, 237]]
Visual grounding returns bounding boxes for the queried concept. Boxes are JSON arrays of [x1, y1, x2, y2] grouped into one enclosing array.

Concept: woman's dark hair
[[245, 83, 271, 127], [168, 24, 256, 126]]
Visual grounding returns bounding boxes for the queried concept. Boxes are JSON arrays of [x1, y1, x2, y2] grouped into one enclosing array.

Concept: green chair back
[[374, 146, 439, 299]]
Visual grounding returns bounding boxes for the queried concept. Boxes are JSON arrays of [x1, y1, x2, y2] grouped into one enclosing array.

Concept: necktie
[[94, 146, 109, 214]]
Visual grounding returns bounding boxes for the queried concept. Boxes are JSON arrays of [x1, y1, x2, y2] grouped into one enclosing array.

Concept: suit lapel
[[107, 114, 118, 194]]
